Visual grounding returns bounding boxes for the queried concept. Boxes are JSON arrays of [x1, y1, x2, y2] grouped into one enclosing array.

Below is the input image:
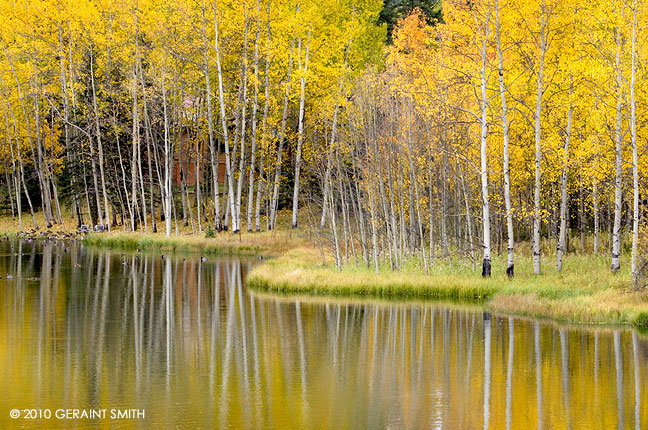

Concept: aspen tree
[[291, 19, 311, 229], [495, 0, 514, 277], [630, 0, 639, 281]]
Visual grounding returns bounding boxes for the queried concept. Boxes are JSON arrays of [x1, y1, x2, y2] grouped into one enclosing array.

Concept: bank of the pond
[[81, 231, 301, 257], [0, 210, 304, 257], [247, 246, 648, 328], [2, 209, 647, 329]]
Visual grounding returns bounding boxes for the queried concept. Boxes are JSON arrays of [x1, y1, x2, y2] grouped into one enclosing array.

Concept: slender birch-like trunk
[[1, 94, 22, 228], [201, 1, 221, 231], [162, 70, 172, 237], [630, 2, 639, 281], [557, 76, 573, 272], [246, 0, 262, 232], [131, 68, 140, 232], [611, 24, 624, 273], [214, 6, 237, 233], [2, 49, 39, 229], [532, 0, 548, 275], [255, 4, 272, 232], [496, 0, 514, 277], [291, 25, 311, 229], [234, 10, 250, 234], [320, 77, 345, 229], [475, 7, 492, 277], [90, 48, 110, 230], [268, 36, 295, 230]]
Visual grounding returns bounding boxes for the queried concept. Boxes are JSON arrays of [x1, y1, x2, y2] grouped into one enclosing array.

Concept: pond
[[0, 239, 646, 429]]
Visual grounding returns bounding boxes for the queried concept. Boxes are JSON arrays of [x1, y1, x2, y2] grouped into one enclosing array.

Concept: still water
[[0, 240, 647, 429]]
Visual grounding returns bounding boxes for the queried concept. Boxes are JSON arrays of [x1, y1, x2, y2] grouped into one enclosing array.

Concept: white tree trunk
[[496, 0, 514, 277], [268, 37, 295, 230], [476, 7, 492, 277], [234, 12, 250, 234], [246, 0, 262, 232], [201, 2, 221, 230], [611, 26, 624, 273], [291, 27, 311, 229], [532, 1, 547, 275], [557, 77, 573, 272], [214, 9, 237, 233], [162, 71, 172, 237], [630, 3, 639, 281]]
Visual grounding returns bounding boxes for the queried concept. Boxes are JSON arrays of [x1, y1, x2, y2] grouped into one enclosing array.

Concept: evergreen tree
[[379, 0, 442, 42]]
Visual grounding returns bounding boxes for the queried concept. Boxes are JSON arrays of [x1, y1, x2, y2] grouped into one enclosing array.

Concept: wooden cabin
[[172, 131, 227, 188]]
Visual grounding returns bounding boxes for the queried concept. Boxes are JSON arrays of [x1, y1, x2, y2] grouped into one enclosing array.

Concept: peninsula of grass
[[247, 246, 648, 328]]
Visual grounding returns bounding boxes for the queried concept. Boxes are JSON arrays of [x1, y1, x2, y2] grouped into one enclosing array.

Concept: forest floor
[[2, 210, 647, 329]]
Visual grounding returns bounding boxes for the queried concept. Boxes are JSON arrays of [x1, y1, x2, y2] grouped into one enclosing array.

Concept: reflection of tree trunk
[[505, 318, 514, 430], [614, 331, 624, 430], [483, 314, 491, 430], [594, 332, 599, 389], [132, 256, 141, 391], [560, 329, 571, 429], [295, 301, 309, 422], [633, 332, 641, 429], [535, 322, 543, 429], [165, 257, 173, 382], [95, 253, 110, 400]]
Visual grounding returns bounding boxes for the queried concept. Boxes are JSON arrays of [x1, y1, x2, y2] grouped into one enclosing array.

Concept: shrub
[[205, 225, 215, 238]]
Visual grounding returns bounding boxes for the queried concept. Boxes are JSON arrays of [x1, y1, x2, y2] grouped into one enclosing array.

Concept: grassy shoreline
[[247, 246, 648, 328], [81, 231, 300, 257]]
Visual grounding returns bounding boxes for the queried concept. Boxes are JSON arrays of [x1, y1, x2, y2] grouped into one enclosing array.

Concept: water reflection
[[1, 240, 648, 429]]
